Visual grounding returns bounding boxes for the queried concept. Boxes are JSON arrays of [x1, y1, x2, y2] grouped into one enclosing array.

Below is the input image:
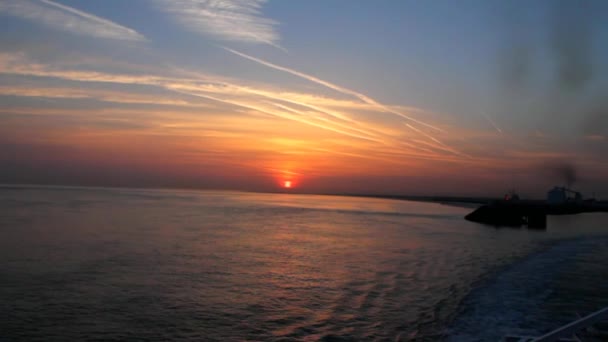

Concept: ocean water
[[1, 186, 608, 341]]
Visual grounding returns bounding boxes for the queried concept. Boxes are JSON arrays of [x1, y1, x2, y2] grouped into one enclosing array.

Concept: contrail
[[405, 123, 444, 146], [172, 86, 450, 158], [261, 40, 289, 54], [405, 123, 470, 158], [222, 47, 444, 132], [269, 102, 451, 156], [39, 0, 146, 41], [234, 85, 357, 124], [268, 101, 388, 143], [168, 86, 386, 144], [247, 88, 414, 143], [481, 112, 503, 134], [239, 33, 287, 53], [267, 101, 407, 144]]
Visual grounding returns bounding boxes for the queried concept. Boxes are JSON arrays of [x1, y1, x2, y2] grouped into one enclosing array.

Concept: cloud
[[551, 0, 595, 90], [0, 85, 208, 107], [1, 51, 454, 155], [0, 0, 145, 41], [223, 47, 444, 132], [0, 51, 472, 164], [7, 51, 599, 188], [156, 0, 281, 48]]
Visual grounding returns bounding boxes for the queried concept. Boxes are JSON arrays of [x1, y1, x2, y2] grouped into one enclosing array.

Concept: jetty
[[465, 187, 608, 229]]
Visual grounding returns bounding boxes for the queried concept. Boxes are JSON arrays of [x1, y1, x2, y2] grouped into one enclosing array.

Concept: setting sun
[[283, 181, 292, 188]]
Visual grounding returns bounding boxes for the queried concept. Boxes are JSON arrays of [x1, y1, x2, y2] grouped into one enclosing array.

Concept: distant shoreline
[[0, 183, 501, 204], [330, 193, 500, 205]]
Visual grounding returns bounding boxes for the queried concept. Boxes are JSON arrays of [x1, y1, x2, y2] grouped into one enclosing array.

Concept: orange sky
[[1, 1, 607, 197]]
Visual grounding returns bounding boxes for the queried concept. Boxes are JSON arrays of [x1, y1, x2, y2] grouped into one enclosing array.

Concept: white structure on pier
[[547, 187, 583, 204]]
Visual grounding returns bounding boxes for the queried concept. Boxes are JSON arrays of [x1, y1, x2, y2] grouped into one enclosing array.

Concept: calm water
[[1, 186, 608, 341]]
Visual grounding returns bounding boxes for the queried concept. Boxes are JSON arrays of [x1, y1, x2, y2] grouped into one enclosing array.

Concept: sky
[[1, 0, 607, 197]]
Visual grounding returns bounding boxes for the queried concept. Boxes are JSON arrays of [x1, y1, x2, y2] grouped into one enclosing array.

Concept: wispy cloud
[[0, 0, 145, 41], [0, 85, 210, 108], [220, 47, 472, 157], [223, 47, 444, 132], [0, 51, 470, 164], [156, 0, 282, 49]]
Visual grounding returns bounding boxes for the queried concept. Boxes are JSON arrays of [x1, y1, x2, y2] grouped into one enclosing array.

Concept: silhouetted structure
[[465, 186, 608, 229]]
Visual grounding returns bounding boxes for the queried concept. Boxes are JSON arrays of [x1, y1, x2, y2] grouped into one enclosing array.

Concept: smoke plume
[[544, 161, 578, 188], [551, 0, 594, 90], [500, 1, 599, 91]]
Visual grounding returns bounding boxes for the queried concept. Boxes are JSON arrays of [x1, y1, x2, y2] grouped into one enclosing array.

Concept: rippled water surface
[[2, 186, 608, 341]]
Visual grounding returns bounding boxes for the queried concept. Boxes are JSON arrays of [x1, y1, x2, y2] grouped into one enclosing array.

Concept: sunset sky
[[1, 0, 607, 196]]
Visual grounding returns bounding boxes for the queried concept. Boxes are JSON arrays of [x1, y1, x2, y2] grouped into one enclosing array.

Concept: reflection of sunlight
[[258, 221, 358, 337], [235, 198, 428, 339]]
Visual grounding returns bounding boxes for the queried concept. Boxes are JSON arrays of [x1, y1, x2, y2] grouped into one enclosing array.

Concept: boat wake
[[447, 237, 608, 341]]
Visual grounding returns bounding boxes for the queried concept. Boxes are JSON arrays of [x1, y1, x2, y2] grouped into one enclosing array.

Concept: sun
[[283, 180, 292, 189]]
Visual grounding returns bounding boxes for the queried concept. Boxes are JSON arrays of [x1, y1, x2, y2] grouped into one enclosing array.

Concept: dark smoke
[[498, 1, 608, 143], [500, 39, 532, 91], [551, 0, 594, 90], [543, 161, 578, 188], [500, 1, 598, 91], [498, 3, 532, 90]]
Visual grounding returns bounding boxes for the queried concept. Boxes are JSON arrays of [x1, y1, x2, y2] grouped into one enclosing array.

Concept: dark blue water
[[1, 186, 608, 341]]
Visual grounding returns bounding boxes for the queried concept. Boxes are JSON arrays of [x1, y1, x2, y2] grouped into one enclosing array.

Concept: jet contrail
[[405, 123, 468, 157], [481, 112, 503, 134], [171, 86, 451, 159], [39, 0, 146, 41], [268, 101, 388, 143], [222, 46, 444, 132], [269, 102, 453, 156], [405, 123, 445, 146], [168, 86, 387, 144]]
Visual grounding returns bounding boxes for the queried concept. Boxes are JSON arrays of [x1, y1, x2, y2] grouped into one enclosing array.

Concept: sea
[[1, 185, 608, 341]]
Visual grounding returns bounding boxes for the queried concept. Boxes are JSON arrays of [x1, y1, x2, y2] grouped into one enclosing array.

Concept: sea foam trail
[[447, 237, 608, 341]]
